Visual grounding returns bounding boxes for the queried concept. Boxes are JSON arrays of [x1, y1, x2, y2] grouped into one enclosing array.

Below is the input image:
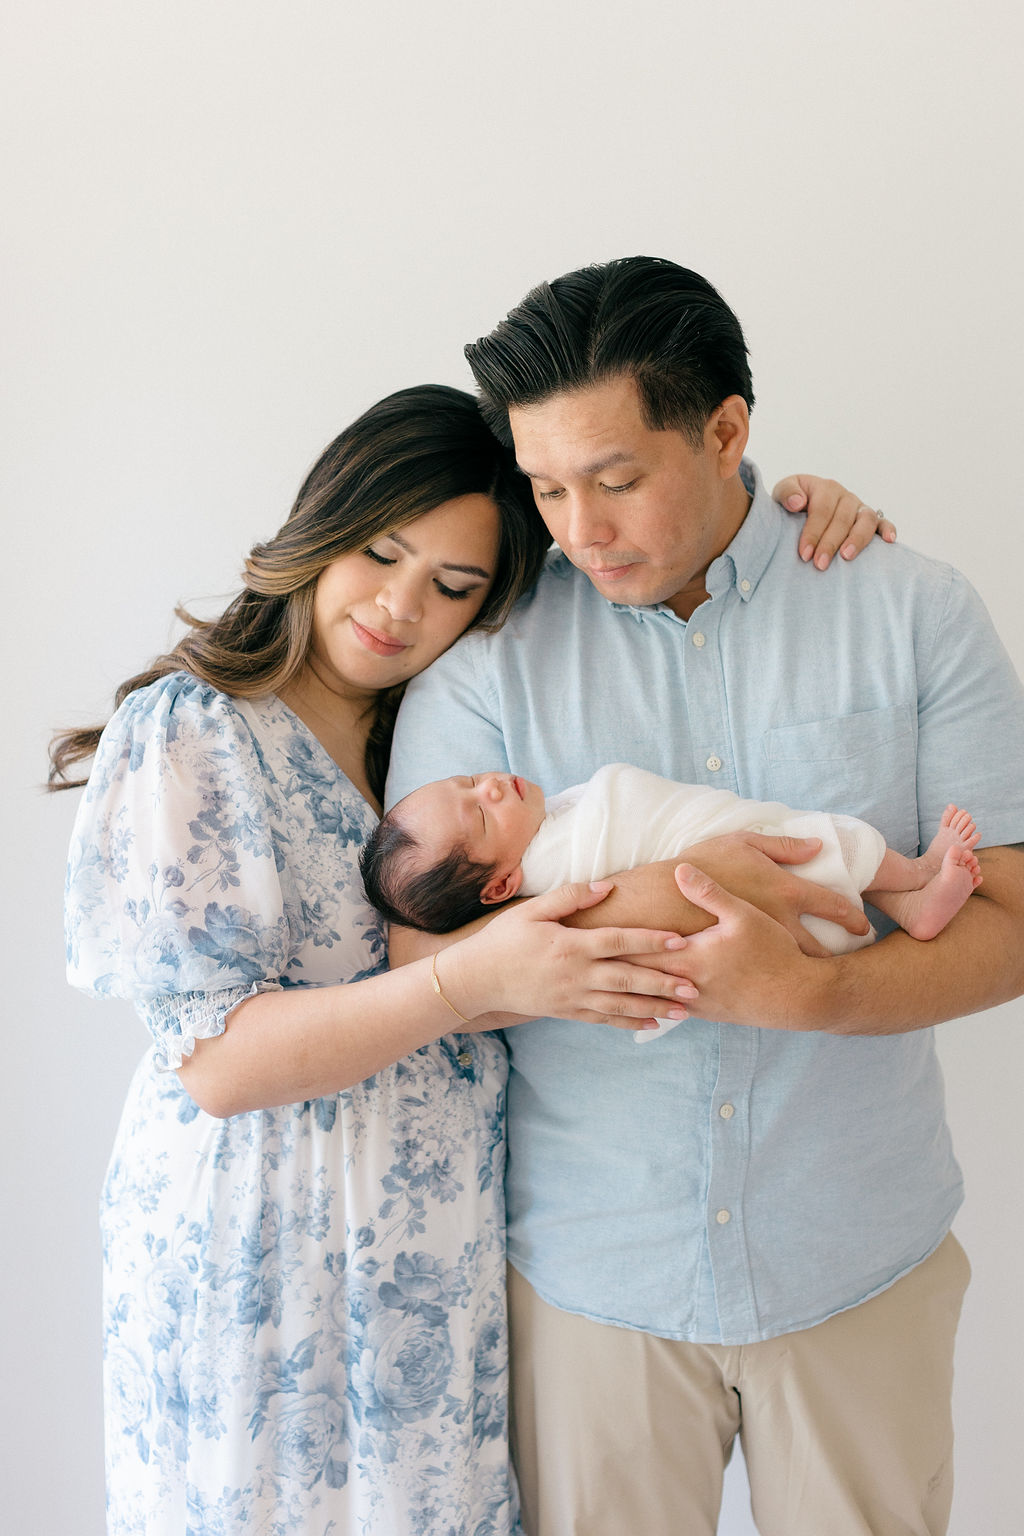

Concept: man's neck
[[666, 476, 753, 621]]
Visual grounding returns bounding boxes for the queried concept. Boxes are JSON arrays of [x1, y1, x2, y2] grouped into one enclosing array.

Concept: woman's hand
[[441, 880, 697, 1031], [772, 474, 897, 569]]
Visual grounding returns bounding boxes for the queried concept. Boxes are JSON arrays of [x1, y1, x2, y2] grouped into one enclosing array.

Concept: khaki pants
[[508, 1233, 969, 1536]]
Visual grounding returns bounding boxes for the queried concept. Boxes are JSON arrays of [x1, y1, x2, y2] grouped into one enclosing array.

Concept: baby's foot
[[898, 842, 983, 941], [918, 804, 981, 881]]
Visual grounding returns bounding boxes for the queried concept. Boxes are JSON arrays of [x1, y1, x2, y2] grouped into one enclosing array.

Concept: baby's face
[[401, 772, 546, 879]]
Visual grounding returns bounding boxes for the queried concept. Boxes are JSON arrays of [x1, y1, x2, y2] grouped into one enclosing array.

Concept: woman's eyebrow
[[386, 529, 491, 578]]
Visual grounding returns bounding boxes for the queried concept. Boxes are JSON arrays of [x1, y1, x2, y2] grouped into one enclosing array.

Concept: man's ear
[[480, 865, 525, 906], [707, 395, 749, 477]]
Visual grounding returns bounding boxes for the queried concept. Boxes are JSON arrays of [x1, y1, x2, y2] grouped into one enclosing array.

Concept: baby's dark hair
[[359, 807, 500, 933]]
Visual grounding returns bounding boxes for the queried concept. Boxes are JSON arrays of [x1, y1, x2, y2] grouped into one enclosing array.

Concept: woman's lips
[[351, 618, 409, 657]]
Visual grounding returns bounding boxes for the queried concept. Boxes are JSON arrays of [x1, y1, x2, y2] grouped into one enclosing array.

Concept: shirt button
[[740, 578, 751, 593], [719, 1103, 735, 1119], [456, 1051, 473, 1067], [706, 755, 722, 772], [715, 1209, 732, 1225], [692, 630, 706, 648]]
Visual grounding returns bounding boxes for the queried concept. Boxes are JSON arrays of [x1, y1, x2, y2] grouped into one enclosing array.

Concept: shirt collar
[[704, 459, 783, 604]]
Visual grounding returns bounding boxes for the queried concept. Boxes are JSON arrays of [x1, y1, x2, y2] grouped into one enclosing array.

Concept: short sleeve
[[915, 570, 1024, 848], [65, 673, 291, 1069]]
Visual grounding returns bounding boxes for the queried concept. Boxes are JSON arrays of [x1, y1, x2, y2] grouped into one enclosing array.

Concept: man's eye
[[536, 488, 564, 502], [603, 479, 638, 495], [364, 547, 396, 566]]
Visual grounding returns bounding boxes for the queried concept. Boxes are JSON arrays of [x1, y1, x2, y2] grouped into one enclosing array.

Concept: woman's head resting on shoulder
[[47, 385, 550, 799], [244, 385, 549, 682]]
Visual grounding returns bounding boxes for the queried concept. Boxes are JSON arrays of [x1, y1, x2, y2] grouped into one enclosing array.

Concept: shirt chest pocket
[[763, 704, 919, 854]]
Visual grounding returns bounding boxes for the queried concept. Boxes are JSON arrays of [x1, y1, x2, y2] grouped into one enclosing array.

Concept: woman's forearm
[[177, 957, 459, 1117]]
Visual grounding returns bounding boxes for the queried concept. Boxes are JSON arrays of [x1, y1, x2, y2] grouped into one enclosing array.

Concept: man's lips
[[512, 775, 524, 800], [351, 618, 409, 656]]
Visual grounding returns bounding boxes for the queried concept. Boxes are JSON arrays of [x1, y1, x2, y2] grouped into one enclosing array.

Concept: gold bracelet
[[430, 951, 471, 1024]]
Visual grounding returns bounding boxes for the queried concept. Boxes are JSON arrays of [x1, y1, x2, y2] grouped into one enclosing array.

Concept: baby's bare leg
[[866, 806, 982, 941]]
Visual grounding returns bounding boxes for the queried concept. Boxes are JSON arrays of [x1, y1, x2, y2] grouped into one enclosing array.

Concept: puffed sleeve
[[65, 672, 292, 1069]]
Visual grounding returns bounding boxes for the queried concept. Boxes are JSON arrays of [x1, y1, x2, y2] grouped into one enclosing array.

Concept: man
[[387, 258, 1024, 1535]]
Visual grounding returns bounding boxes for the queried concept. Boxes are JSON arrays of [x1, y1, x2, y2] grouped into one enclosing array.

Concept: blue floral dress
[[65, 673, 518, 1536]]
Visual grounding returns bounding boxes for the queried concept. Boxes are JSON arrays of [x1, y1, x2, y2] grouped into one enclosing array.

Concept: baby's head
[[360, 771, 546, 933]]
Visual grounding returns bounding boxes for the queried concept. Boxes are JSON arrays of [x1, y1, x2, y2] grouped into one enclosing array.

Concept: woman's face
[[309, 493, 501, 699]]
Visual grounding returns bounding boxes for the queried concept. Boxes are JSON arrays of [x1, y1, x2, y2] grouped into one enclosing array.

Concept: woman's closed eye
[[364, 547, 479, 602], [434, 580, 477, 602]]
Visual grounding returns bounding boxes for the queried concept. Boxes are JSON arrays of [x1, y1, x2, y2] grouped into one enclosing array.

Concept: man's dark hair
[[465, 256, 754, 450], [359, 809, 499, 933]]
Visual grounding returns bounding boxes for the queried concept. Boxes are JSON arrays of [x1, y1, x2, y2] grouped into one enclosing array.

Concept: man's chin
[[582, 567, 668, 608]]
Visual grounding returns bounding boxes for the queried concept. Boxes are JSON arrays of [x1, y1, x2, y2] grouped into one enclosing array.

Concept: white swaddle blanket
[[519, 764, 884, 1043]]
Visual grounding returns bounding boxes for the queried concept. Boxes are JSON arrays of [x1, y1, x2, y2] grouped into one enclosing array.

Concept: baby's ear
[[480, 865, 525, 906]]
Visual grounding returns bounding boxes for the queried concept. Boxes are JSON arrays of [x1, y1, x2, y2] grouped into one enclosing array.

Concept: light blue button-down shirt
[[387, 463, 1024, 1344]]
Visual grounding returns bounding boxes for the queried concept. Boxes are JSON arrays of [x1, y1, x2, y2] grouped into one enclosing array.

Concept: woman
[[50, 383, 885, 1535]]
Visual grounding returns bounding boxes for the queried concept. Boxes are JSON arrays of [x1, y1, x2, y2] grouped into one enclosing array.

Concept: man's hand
[[682, 831, 870, 954], [563, 830, 870, 959], [666, 863, 826, 1028]]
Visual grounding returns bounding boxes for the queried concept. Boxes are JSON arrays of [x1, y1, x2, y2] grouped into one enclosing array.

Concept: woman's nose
[[376, 575, 423, 624]]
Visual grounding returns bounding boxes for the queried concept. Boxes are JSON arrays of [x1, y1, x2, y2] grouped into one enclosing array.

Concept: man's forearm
[[795, 846, 1024, 1035], [674, 845, 1024, 1036]]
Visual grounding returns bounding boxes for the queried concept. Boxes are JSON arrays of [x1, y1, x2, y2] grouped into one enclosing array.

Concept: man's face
[[508, 374, 748, 619]]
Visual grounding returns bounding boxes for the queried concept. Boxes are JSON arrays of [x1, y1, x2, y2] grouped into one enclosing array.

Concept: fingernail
[[589, 880, 613, 893], [841, 542, 856, 560], [815, 551, 830, 570], [664, 936, 686, 950], [675, 985, 698, 999], [665, 1009, 687, 1021], [799, 543, 813, 562], [884, 528, 896, 542]]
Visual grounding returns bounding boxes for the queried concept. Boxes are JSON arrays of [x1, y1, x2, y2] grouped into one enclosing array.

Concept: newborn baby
[[362, 764, 982, 1040]]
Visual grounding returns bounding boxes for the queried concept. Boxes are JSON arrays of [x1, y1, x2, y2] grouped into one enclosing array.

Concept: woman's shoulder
[[113, 670, 244, 730], [110, 671, 284, 754], [86, 671, 273, 802]]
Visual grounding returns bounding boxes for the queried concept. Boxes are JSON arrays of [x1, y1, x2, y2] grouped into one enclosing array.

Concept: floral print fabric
[[66, 674, 517, 1535]]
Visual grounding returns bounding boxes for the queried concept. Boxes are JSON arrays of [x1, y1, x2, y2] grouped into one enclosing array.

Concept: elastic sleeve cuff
[[138, 981, 282, 1071]]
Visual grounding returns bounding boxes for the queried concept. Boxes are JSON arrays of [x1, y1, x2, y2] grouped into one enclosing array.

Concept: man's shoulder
[[763, 518, 966, 612]]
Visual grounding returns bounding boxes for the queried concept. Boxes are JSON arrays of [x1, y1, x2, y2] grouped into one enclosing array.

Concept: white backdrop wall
[[3, 3, 1021, 1532]]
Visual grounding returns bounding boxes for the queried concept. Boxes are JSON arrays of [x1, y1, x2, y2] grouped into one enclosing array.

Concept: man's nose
[[565, 491, 614, 549], [477, 774, 504, 801]]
